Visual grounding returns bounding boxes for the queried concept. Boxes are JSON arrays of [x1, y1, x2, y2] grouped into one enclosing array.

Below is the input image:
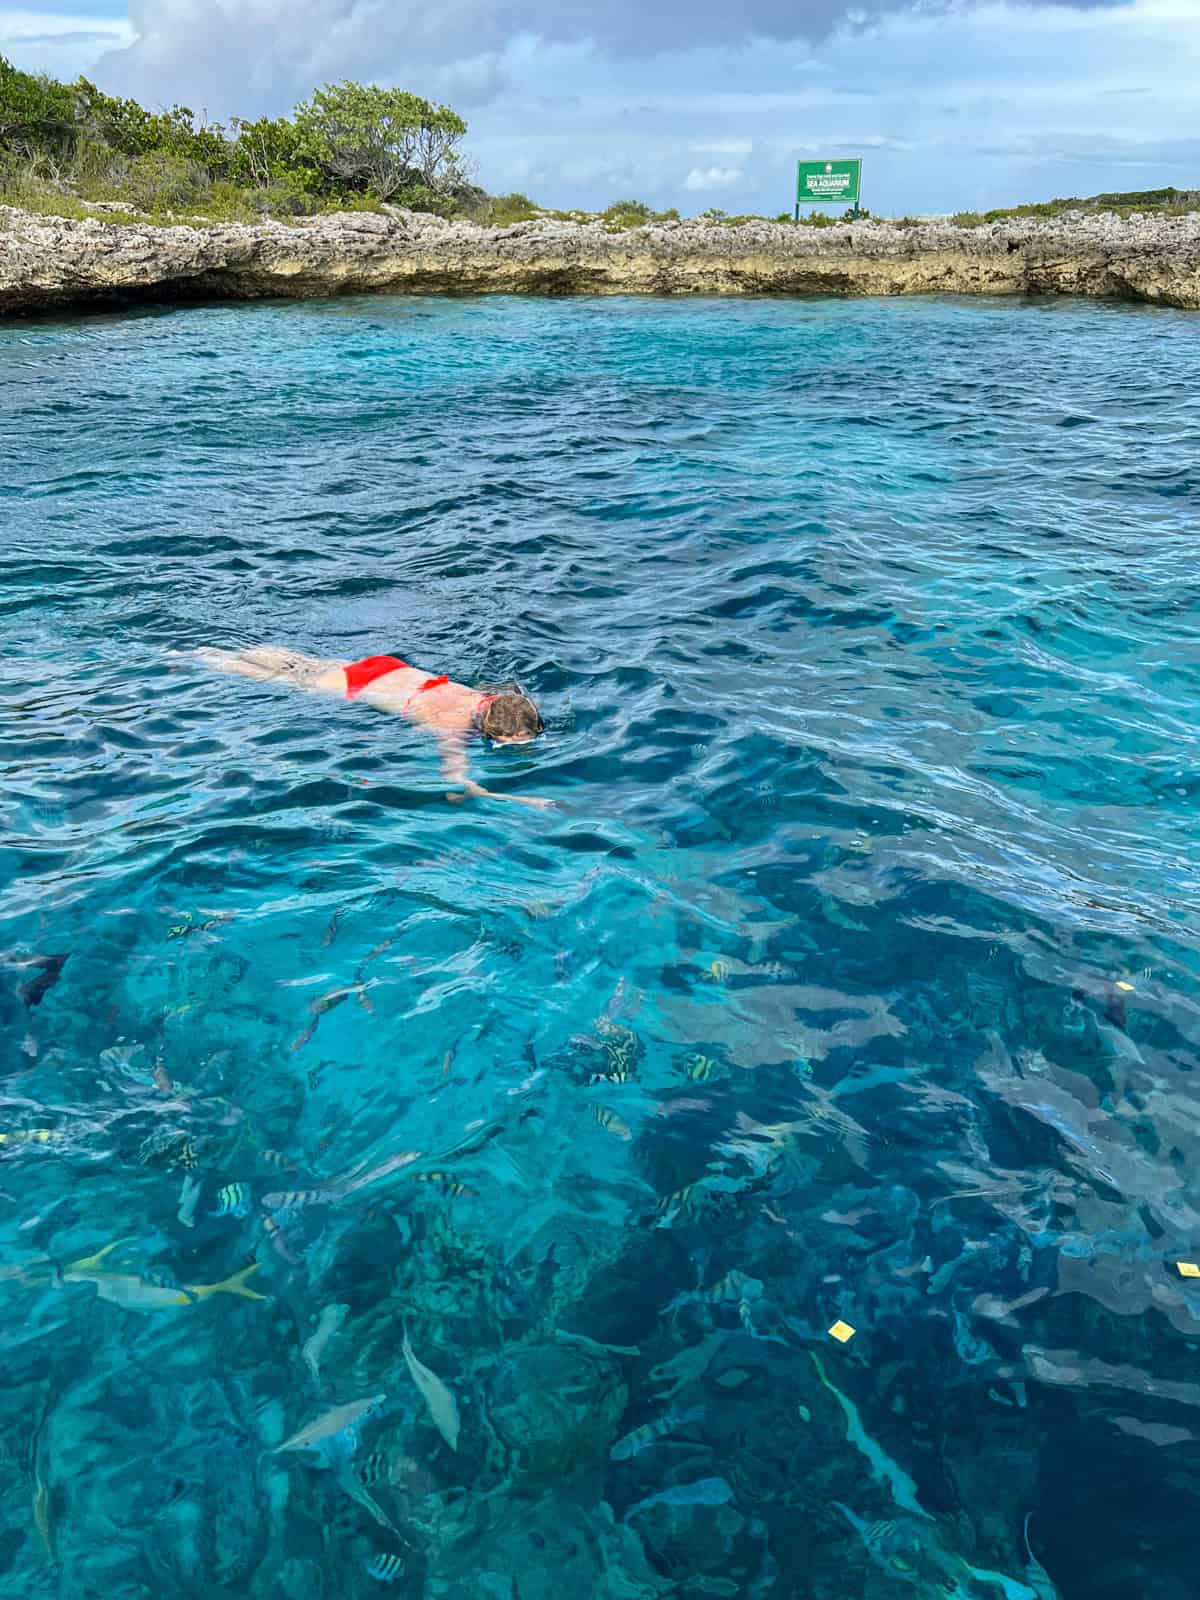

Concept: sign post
[[795, 158, 862, 220]]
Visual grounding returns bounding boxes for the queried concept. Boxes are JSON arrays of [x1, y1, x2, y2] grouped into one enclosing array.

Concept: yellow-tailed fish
[[0, 1128, 57, 1146], [592, 1104, 632, 1140], [402, 1326, 460, 1451], [63, 1240, 266, 1311], [275, 1393, 386, 1455], [704, 959, 730, 984]]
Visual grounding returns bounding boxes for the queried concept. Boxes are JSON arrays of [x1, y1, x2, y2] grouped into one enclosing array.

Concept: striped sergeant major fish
[[412, 1172, 476, 1197], [591, 1105, 632, 1140], [213, 1183, 251, 1219], [610, 1404, 703, 1461], [263, 1186, 338, 1212], [366, 1552, 405, 1583]]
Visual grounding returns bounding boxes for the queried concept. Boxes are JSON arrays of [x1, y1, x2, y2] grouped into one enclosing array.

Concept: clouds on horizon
[[3, 0, 1198, 214]]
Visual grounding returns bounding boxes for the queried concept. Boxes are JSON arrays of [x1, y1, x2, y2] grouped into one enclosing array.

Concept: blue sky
[[3, 0, 1198, 214]]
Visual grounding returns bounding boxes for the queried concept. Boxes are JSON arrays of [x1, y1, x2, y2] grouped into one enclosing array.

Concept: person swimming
[[195, 646, 552, 810]]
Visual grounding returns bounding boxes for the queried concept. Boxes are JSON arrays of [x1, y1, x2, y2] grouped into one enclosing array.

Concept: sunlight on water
[[2, 293, 1200, 1599]]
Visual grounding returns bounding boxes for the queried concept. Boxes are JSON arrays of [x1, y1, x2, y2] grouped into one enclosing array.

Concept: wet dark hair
[[479, 693, 544, 741]]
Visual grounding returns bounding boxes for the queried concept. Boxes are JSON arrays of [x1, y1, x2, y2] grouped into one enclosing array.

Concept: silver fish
[[274, 1393, 386, 1455], [402, 1327, 459, 1451], [303, 1302, 349, 1384]]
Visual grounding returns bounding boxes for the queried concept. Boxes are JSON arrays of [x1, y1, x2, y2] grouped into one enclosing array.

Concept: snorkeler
[[195, 647, 553, 810]]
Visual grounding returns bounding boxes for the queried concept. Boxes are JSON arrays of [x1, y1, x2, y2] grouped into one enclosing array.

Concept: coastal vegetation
[[2, 55, 1195, 232], [0, 56, 474, 223]]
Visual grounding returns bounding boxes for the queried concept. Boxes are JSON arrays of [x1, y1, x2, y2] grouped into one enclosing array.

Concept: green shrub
[[485, 191, 542, 225], [293, 80, 466, 202], [602, 198, 653, 230], [950, 210, 984, 228], [123, 152, 210, 212]]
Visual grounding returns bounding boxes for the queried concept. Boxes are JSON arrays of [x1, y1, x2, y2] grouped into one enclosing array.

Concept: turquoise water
[[2, 293, 1200, 1599]]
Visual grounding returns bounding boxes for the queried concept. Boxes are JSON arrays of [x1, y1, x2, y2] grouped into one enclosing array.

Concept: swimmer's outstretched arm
[[438, 735, 554, 811]]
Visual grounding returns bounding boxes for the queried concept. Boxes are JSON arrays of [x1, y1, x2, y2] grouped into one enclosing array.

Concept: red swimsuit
[[343, 655, 448, 701]]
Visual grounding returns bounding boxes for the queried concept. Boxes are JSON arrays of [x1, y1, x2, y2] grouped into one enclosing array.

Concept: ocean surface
[[2, 292, 1199, 1600]]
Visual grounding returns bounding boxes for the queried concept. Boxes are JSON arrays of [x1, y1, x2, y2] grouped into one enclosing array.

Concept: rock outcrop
[[3, 205, 1200, 314]]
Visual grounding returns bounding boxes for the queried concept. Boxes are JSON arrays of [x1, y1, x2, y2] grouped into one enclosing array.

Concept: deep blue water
[[2, 292, 1200, 1599]]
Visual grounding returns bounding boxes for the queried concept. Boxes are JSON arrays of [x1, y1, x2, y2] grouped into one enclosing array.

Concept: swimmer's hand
[[449, 782, 555, 811]]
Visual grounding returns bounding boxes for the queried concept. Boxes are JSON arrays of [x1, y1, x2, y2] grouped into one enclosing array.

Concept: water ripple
[[1, 294, 1199, 1598]]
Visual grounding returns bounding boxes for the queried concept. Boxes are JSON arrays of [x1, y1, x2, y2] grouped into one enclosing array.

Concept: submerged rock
[[2, 206, 1200, 314], [488, 1339, 628, 1486]]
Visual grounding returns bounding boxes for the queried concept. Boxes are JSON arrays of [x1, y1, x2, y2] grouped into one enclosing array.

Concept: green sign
[[796, 158, 861, 206]]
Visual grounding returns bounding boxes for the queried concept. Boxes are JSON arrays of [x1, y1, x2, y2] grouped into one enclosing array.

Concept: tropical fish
[[1023, 1514, 1060, 1600], [810, 1353, 930, 1519], [653, 1097, 713, 1117], [649, 1332, 724, 1398], [337, 1464, 403, 1536], [623, 1477, 732, 1523], [33, 1466, 54, 1563], [291, 982, 374, 1052], [213, 1183, 251, 1219], [366, 1552, 406, 1583], [167, 916, 222, 939], [610, 1404, 703, 1461], [702, 1268, 763, 1306], [356, 1447, 401, 1487], [703, 960, 730, 984], [18, 953, 68, 1009], [683, 1055, 720, 1083], [591, 1104, 632, 1140], [593, 1017, 640, 1081], [152, 1060, 174, 1094], [167, 1137, 201, 1171], [263, 1187, 338, 1213], [0, 1128, 57, 1147], [260, 1211, 298, 1264], [258, 1147, 298, 1171], [402, 1327, 460, 1451], [63, 1241, 266, 1311], [274, 1393, 387, 1456], [832, 1503, 926, 1579], [177, 1174, 202, 1229], [412, 1171, 476, 1197], [335, 1149, 423, 1196], [302, 1302, 349, 1384]]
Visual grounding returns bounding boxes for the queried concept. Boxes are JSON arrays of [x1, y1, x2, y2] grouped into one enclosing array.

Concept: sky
[[2, 0, 1199, 214]]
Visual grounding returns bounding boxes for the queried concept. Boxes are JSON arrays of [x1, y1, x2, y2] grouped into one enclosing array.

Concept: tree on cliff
[[293, 81, 467, 205]]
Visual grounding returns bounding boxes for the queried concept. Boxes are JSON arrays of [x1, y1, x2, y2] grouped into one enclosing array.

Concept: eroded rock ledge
[[3, 204, 1200, 314]]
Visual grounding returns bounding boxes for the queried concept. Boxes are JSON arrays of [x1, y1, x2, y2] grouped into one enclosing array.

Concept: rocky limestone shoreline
[[3, 203, 1200, 315]]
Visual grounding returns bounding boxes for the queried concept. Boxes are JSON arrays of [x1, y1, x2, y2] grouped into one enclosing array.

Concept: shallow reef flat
[[3, 204, 1200, 313]]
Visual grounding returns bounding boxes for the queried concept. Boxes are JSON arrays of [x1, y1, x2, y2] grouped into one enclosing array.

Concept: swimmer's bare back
[[194, 646, 553, 810]]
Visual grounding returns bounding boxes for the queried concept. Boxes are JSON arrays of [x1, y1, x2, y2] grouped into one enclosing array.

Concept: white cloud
[[690, 138, 753, 155], [683, 165, 744, 190], [3, 0, 1198, 216], [0, 9, 133, 78]]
